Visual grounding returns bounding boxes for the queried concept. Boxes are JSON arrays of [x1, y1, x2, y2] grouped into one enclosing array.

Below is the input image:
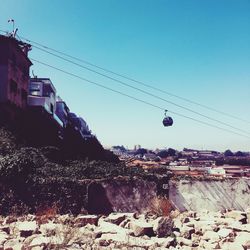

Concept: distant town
[[110, 146, 250, 178]]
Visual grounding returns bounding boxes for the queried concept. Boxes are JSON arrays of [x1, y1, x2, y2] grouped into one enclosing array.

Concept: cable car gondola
[[163, 110, 173, 127]]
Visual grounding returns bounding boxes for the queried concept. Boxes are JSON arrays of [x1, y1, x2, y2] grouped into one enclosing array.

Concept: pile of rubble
[[0, 209, 250, 249], [172, 209, 250, 250]]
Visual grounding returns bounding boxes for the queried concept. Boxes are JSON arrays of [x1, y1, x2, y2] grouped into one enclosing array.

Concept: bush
[[0, 127, 17, 156]]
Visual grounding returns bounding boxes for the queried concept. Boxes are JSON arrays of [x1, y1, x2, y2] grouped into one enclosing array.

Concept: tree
[[157, 150, 168, 158], [168, 148, 176, 156], [135, 148, 147, 156], [112, 145, 126, 152], [235, 151, 245, 157], [224, 149, 234, 157]]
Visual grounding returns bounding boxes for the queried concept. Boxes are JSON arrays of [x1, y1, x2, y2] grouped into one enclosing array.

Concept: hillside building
[[0, 35, 32, 108]]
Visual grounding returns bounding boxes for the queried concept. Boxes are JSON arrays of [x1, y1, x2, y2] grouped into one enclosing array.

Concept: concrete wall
[[88, 177, 250, 214], [100, 178, 158, 213], [169, 178, 250, 212]]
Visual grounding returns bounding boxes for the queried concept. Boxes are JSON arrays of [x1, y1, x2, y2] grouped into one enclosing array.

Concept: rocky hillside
[[0, 209, 249, 249], [0, 126, 171, 215]]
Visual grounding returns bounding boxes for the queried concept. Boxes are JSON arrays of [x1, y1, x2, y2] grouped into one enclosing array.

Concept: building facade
[[0, 35, 32, 108]]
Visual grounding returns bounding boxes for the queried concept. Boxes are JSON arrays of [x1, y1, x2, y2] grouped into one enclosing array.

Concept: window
[[29, 82, 41, 96], [43, 84, 54, 97], [56, 102, 64, 112]]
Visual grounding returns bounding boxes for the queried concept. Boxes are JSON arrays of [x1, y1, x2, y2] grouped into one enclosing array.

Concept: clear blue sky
[[1, 0, 250, 151]]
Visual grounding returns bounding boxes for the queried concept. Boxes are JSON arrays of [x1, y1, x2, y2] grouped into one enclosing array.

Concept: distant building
[[222, 164, 248, 177], [181, 148, 198, 157], [191, 159, 216, 166], [207, 167, 226, 176], [178, 158, 188, 165], [167, 165, 190, 171], [28, 78, 57, 114], [169, 161, 178, 166], [142, 153, 159, 161], [197, 150, 219, 159], [0, 35, 32, 108]]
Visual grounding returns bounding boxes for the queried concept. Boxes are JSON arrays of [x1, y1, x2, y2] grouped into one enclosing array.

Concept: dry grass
[[149, 196, 173, 217], [35, 203, 59, 225]]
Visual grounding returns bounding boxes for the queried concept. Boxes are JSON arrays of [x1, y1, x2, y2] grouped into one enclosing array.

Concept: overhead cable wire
[[31, 45, 250, 136], [12, 31, 250, 125], [0, 29, 249, 127], [1, 29, 249, 136], [30, 57, 250, 140]]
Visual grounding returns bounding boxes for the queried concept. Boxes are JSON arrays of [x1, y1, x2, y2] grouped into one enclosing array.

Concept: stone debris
[[0, 233, 8, 249], [217, 228, 233, 238], [28, 235, 50, 247], [0, 209, 249, 249], [104, 212, 135, 225], [129, 220, 154, 237], [3, 238, 23, 250], [202, 230, 220, 242], [74, 215, 99, 227], [151, 216, 173, 237], [39, 222, 61, 236], [0, 226, 10, 235], [246, 208, 250, 224], [16, 221, 38, 238], [224, 210, 247, 224]]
